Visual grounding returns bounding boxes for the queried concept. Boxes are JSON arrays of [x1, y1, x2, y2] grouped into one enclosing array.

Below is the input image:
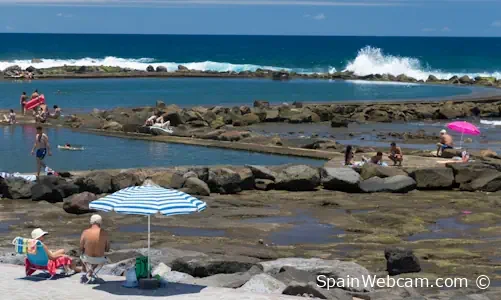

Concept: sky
[[0, 0, 501, 36]]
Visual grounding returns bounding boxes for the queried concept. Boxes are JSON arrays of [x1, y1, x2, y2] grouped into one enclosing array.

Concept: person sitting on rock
[[2, 109, 16, 124], [344, 145, 354, 166], [436, 129, 454, 157], [49, 105, 62, 119], [389, 142, 403, 166]]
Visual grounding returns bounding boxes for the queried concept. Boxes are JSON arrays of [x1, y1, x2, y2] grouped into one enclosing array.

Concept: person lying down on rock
[[362, 152, 389, 166]]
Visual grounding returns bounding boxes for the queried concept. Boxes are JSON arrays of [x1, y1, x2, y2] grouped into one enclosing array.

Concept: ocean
[[1, 34, 501, 80]]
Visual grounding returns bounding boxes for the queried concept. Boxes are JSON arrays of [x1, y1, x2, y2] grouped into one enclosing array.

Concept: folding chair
[[80, 255, 110, 283], [12, 237, 65, 279]]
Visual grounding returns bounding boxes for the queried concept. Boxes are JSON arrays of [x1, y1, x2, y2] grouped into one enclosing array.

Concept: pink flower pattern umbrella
[[446, 121, 481, 149]]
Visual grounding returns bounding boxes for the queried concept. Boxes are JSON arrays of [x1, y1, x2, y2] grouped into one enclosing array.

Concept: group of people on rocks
[[343, 129, 458, 167], [144, 112, 171, 129], [18, 90, 62, 123], [25, 214, 110, 282]]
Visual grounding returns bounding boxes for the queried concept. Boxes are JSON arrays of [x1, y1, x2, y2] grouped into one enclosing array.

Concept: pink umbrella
[[446, 121, 481, 149]]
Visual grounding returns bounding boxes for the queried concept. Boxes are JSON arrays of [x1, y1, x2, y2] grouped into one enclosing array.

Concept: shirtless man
[[31, 89, 39, 99], [31, 126, 52, 177], [389, 142, 403, 166], [80, 215, 110, 279], [436, 129, 454, 157]]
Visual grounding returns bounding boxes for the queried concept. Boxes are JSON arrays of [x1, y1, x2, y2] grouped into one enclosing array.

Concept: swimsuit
[[36, 148, 47, 159], [441, 144, 453, 150]]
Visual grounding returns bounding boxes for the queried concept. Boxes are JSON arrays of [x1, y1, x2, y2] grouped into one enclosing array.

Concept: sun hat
[[440, 129, 447, 134], [31, 228, 48, 240]]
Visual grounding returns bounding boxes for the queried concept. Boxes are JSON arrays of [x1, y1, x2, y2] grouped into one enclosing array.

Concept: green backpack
[[135, 256, 151, 280]]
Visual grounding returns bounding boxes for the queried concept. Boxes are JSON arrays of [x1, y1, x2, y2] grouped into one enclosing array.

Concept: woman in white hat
[[30, 228, 81, 274]]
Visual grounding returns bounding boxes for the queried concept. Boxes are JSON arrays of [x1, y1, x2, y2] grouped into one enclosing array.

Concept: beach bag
[[135, 256, 150, 280], [122, 268, 138, 288]]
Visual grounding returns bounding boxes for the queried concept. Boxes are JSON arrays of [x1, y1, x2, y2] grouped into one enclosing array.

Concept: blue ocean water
[[0, 78, 475, 110], [1, 34, 501, 80], [0, 125, 324, 173]]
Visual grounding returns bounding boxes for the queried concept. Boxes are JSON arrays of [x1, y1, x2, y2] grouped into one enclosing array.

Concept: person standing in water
[[20, 92, 27, 115], [31, 126, 52, 178]]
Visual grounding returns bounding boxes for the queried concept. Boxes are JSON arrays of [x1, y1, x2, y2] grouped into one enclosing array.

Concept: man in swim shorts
[[436, 129, 454, 157], [389, 142, 403, 166], [31, 126, 52, 178]]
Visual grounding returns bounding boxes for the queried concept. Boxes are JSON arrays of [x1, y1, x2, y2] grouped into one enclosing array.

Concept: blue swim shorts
[[36, 148, 47, 159]]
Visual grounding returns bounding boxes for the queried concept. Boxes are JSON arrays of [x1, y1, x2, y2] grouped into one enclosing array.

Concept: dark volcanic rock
[[63, 192, 98, 215], [183, 177, 210, 196], [446, 162, 499, 188], [171, 255, 260, 278], [246, 165, 277, 181], [410, 168, 455, 190], [330, 116, 350, 127], [75, 171, 113, 194], [111, 172, 143, 191], [275, 165, 320, 191], [320, 167, 361, 192], [255, 179, 275, 191], [359, 163, 407, 180], [207, 168, 242, 194], [31, 183, 64, 203], [461, 171, 501, 192], [3, 178, 34, 199], [385, 247, 421, 276], [359, 175, 417, 193], [283, 281, 351, 300], [156, 66, 167, 72]]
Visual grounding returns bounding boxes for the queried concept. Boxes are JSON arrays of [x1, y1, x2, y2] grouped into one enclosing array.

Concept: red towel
[[25, 256, 72, 276]]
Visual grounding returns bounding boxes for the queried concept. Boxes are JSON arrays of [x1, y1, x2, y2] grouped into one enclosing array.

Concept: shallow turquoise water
[[0, 125, 324, 173], [0, 78, 474, 111]]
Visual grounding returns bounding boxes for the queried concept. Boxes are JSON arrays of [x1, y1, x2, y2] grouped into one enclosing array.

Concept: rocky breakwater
[[3, 61, 501, 89], [60, 98, 501, 144], [4, 160, 501, 208]]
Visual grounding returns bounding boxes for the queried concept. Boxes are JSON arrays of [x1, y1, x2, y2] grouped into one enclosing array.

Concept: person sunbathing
[[389, 142, 403, 166], [80, 215, 110, 281], [363, 152, 385, 165], [30, 228, 81, 274], [2, 109, 16, 124], [48, 105, 62, 119]]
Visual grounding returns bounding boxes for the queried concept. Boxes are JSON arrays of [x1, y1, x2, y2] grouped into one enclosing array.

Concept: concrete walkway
[[0, 264, 303, 300]]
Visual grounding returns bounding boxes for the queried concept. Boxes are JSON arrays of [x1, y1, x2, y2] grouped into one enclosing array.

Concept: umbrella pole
[[148, 214, 151, 279], [460, 131, 464, 150]]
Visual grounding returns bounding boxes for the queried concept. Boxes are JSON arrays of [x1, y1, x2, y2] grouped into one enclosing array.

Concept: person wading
[[31, 126, 52, 178]]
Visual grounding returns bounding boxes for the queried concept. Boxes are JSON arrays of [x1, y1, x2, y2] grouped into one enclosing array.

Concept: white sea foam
[[346, 79, 418, 86], [0, 56, 289, 73], [480, 120, 501, 126], [344, 46, 501, 81], [1, 46, 501, 81]]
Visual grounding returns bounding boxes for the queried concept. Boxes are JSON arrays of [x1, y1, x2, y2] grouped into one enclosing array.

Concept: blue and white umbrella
[[89, 183, 207, 278]]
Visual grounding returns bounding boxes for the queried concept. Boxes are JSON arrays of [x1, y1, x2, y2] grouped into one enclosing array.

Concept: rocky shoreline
[[2, 63, 501, 89], [4, 162, 501, 204], [2, 165, 501, 299]]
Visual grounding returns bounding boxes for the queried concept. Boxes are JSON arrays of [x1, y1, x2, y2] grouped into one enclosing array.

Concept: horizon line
[[1, 32, 501, 38]]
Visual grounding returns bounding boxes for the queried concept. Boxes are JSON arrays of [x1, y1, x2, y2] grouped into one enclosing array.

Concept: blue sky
[[0, 0, 501, 36]]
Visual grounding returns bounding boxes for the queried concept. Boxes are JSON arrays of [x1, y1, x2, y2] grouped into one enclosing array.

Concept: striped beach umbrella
[[89, 182, 207, 278]]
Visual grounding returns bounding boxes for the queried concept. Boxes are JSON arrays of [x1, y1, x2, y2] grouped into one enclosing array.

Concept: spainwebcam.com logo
[[316, 275, 491, 289]]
